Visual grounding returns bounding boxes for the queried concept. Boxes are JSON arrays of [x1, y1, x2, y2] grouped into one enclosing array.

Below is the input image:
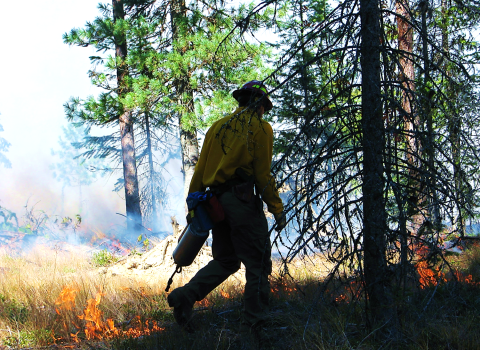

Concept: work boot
[[167, 288, 195, 332]]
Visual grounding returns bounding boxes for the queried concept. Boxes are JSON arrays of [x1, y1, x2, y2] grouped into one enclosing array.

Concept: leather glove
[[274, 211, 287, 232]]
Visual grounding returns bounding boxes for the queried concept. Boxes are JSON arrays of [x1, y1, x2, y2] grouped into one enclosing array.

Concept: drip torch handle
[[165, 265, 182, 292]]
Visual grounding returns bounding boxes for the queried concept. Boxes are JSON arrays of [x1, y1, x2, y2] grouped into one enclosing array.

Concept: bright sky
[[0, 0, 132, 230]]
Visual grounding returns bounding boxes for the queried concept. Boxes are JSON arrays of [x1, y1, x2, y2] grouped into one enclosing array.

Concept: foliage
[[214, 0, 480, 324], [3, 329, 54, 348], [137, 233, 150, 250], [1, 245, 480, 349], [56, 0, 480, 329], [0, 206, 19, 232], [0, 297, 29, 324], [0, 203, 82, 240], [63, 0, 273, 225], [91, 248, 119, 266], [51, 122, 106, 190]]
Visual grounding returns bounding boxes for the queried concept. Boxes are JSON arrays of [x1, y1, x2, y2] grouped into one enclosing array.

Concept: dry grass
[[0, 243, 479, 349]]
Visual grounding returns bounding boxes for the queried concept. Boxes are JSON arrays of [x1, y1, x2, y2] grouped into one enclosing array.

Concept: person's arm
[[252, 122, 284, 214]]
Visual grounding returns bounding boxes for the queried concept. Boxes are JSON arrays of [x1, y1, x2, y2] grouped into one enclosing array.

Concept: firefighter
[[167, 80, 286, 333]]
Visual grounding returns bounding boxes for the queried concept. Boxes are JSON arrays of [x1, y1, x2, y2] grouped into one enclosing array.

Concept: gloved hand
[[274, 211, 287, 232]]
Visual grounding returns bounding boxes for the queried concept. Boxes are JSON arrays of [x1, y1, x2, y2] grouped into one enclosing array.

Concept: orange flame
[[220, 290, 231, 299], [409, 241, 480, 288], [78, 292, 106, 340], [110, 238, 131, 255], [415, 261, 447, 289], [454, 270, 480, 285], [54, 286, 164, 343], [55, 285, 79, 314], [197, 299, 210, 307], [334, 280, 364, 304], [77, 293, 165, 340], [271, 281, 297, 298]]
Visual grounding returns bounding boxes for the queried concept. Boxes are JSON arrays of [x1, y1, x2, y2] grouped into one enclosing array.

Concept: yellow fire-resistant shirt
[[188, 107, 284, 215]]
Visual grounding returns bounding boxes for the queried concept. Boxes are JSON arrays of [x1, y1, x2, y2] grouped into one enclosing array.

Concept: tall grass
[[0, 243, 479, 349]]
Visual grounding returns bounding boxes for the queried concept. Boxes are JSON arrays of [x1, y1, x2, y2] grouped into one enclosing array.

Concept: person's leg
[[220, 192, 271, 326], [181, 219, 241, 302], [168, 219, 240, 327]]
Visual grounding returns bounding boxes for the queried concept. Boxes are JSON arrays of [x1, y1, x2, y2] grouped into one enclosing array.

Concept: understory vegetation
[[1, 0, 480, 347], [0, 241, 478, 349]]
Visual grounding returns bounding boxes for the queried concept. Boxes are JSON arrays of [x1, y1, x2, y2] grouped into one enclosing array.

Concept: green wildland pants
[[175, 191, 272, 326]]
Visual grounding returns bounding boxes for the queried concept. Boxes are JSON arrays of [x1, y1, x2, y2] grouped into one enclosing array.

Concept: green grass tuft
[[91, 249, 119, 267]]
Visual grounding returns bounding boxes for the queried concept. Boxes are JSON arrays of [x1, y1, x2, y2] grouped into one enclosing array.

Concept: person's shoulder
[[212, 108, 245, 126], [258, 119, 273, 134], [205, 109, 241, 137], [259, 118, 272, 128]]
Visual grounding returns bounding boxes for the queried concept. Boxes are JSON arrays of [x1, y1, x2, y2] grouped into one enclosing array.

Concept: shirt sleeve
[[188, 128, 211, 194], [253, 121, 284, 214]]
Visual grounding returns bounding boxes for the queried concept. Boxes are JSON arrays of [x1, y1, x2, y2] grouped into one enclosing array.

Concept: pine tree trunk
[[145, 112, 159, 229], [419, 0, 441, 234], [360, 0, 392, 325], [396, 0, 428, 236], [179, 123, 199, 201], [113, 0, 142, 232], [171, 0, 199, 202]]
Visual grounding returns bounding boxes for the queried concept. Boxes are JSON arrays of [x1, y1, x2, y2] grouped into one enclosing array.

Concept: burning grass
[[0, 242, 479, 349]]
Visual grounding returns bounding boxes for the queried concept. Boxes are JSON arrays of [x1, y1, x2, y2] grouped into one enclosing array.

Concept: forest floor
[[0, 234, 479, 350]]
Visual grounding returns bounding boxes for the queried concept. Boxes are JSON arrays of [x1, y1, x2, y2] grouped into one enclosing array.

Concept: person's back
[[189, 106, 283, 214]]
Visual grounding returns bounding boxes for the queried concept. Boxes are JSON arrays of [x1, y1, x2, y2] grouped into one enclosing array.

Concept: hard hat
[[232, 80, 273, 111]]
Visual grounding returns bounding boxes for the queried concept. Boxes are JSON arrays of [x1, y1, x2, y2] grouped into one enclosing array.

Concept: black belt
[[210, 178, 245, 195], [210, 168, 255, 195]]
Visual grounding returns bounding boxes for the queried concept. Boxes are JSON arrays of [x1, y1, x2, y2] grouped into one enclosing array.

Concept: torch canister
[[172, 223, 209, 267]]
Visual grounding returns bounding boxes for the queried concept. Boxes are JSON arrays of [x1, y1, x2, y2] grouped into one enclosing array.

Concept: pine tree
[[64, 0, 272, 223], [51, 123, 105, 215], [241, 0, 480, 324], [64, 0, 143, 232]]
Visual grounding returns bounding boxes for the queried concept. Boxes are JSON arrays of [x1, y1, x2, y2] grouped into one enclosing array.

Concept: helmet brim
[[232, 89, 273, 112]]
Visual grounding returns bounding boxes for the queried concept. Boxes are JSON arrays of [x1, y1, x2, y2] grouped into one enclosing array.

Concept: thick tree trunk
[[179, 123, 199, 201], [396, 0, 427, 236], [360, 0, 392, 325], [113, 0, 142, 232], [171, 0, 199, 202]]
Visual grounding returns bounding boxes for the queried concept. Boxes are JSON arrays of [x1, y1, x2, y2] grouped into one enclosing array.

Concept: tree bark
[[113, 0, 142, 232], [171, 0, 199, 202], [360, 0, 392, 325], [396, 0, 427, 236], [179, 123, 199, 201]]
